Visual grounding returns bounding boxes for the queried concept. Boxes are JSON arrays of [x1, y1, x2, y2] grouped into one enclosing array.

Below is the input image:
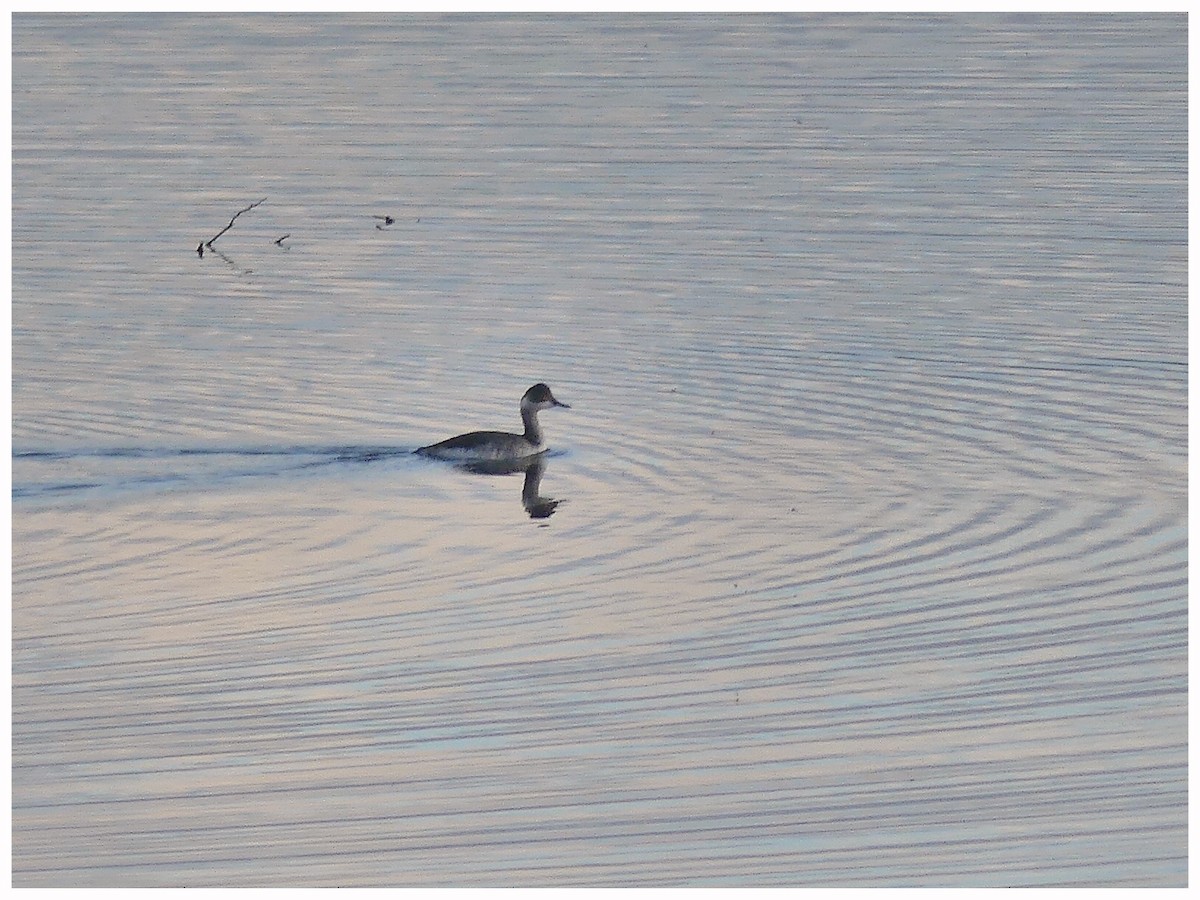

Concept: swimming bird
[[415, 383, 570, 462]]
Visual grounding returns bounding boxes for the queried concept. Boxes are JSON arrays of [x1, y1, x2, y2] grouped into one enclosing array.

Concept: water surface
[[11, 14, 1187, 887]]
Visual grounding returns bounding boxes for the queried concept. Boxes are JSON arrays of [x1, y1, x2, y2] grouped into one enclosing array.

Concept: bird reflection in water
[[458, 454, 562, 519]]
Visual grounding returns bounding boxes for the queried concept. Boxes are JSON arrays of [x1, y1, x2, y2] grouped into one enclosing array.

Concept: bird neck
[[521, 405, 543, 445]]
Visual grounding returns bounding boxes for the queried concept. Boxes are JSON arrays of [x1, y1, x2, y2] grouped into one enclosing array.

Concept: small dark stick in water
[[198, 198, 267, 256]]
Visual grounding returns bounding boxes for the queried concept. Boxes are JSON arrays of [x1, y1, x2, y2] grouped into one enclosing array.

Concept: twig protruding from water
[[197, 198, 267, 257]]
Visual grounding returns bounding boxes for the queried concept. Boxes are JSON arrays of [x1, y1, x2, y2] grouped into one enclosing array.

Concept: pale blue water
[[11, 14, 1187, 887]]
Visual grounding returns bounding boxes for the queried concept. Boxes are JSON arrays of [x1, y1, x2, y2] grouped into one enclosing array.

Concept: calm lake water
[[11, 14, 1187, 887]]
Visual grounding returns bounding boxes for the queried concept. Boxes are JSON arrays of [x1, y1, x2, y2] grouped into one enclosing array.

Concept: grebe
[[415, 383, 569, 462]]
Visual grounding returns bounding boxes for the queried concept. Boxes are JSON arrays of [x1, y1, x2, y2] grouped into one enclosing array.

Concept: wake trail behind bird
[[12, 444, 416, 501]]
